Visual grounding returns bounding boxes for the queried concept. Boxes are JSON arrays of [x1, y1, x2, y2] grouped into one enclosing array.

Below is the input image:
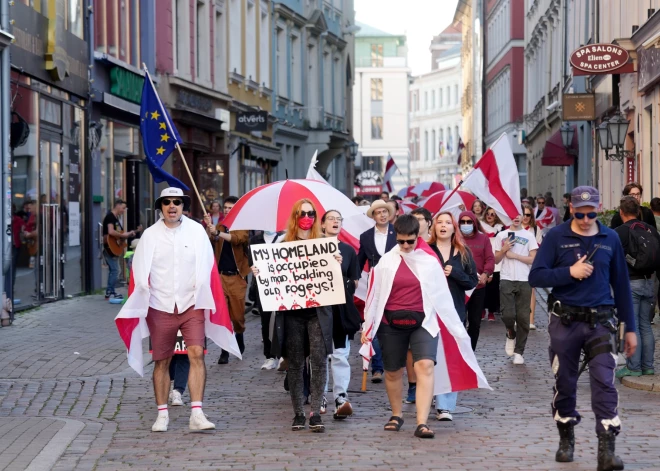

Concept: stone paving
[[0, 291, 659, 470]]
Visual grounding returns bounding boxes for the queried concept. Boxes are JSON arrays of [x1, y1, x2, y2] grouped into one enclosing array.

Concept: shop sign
[[637, 46, 660, 91], [235, 111, 268, 133], [570, 44, 630, 74], [626, 157, 636, 183], [357, 185, 382, 195], [177, 90, 213, 113], [354, 170, 382, 187], [10, 1, 89, 97], [562, 93, 596, 121], [110, 67, 143, 104]]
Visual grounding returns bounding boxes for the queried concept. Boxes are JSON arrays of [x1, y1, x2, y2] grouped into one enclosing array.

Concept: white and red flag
[[359, 238, 490, 395], [115, 217, 240, 376], [421, 190, 476, 219], [535, 207, 556, 232], [382, 154, 399, 193], [455, 137, 465, 165], [462, 133, 522, 225]]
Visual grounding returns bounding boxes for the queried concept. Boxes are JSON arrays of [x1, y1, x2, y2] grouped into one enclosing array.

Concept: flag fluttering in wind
[[382, 154, 399, 193], [461, 134, 522, 225], [140, 70, 189, 190], [456, 137, 465, 165]]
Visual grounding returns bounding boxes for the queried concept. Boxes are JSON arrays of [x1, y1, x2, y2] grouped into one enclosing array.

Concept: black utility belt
[[548, 294, 615, 326], [220, 271, 239, 276], [629, 274, 653, 280]]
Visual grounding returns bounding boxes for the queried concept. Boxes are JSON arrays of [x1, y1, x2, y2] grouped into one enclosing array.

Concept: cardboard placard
[[251, 238, 346, 312]]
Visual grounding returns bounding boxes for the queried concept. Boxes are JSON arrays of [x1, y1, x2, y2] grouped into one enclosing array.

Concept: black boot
[[597, 430, 624, 471], [217, 350, 229, 364], [555, 422, 575, 462], [236, 333, 245, 354]]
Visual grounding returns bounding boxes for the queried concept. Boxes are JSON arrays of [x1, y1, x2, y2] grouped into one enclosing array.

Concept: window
[[455, 126, 460, 150], [431, 130, 436, 160], [291, 32, 302, 102], [214, 8, 227, 90], [425, 130, 429, 160], [118, 0, 128, 61], [246, 2, 257, 81], [371, 44, 383, 67], [259, 5, 269, 87], [447, 127, 453, 153], [439, 129, 444, 156], [229, 0, 241, 75], [439, 88, 443, 107], [454, 84, 459, 105], [371, 79, 383, 101], [276, 26, 287, 98], [334, 55, 342, 115], [323, 50, 332, 112], [196, 0, 210, 83], [446, 87, 450, 107], [68, 0, 84, 39], [431, 90, 435, 109], [371, 117, 383, 139], [174, 0, 190, 76], [424, 91, 428, 110]]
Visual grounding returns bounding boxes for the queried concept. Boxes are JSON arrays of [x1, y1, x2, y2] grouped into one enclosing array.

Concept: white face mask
[[460, 224, 474, 235], [264, 231, 277, 237]]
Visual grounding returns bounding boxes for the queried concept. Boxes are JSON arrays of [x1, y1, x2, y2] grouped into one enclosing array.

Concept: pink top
[[384, 259, 424, 312]]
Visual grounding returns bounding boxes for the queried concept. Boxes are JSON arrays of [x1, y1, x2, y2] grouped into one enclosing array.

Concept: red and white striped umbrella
[[397, 182, 446, 199], [421, 190, 477, 219], [222, 179, 365, 231], [399, 201, 419, 214]]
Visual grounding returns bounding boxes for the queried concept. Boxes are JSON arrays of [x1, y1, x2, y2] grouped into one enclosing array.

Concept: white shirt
[[374, 226, 389, 256], [493, 228, 538, 282], [149, 219, 197, 313]]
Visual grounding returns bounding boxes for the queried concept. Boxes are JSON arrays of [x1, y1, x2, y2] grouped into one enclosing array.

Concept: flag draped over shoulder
[[140, 71, 190, 190], [115, 217, 239, 376], [358, 239, 490, 395]]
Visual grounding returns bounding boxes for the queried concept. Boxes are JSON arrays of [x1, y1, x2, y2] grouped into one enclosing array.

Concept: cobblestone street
[[0, 290, 659, 471]]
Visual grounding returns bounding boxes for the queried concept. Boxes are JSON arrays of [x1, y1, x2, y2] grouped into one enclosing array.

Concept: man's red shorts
[[146, 306, 205, 361]]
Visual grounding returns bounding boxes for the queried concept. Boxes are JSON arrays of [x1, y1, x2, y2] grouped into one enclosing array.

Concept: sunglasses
[[162, 199, 183, 206], [299, 210, 316, 218], [574, 212, 598, 220], [486, 213, 496, 217], [523, 213, 532, 217], [396, 239, 416, 246], [459, 220, 474, 225]]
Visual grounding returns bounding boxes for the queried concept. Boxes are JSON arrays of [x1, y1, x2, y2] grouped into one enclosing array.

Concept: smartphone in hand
[[508, 231, 515, 243]]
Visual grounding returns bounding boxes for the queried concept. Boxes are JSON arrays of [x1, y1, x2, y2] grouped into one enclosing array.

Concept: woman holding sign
[[252, 199, 341, 433]]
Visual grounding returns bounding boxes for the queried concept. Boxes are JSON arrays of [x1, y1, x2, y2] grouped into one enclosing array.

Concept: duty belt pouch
[[384, 310, 425, 330]]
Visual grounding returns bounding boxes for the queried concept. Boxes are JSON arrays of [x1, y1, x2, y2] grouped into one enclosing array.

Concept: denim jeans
[[371, 336, 384, 373], [435, 392, 458, 412], [103, 250, 119, 295], [628, 278, 655, 372], [324, 336, 351, 400], [169, 354, 190, 394]]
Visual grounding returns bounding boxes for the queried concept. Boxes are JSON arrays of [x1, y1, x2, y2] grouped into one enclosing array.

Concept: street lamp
[[560, 122, 577, 155], [597, 113, 634, 162], [347, 141, 359, 160]]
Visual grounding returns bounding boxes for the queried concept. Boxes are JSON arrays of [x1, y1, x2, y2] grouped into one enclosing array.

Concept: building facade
[[352, 23, 409, 195], [409, 27, 463, 188]]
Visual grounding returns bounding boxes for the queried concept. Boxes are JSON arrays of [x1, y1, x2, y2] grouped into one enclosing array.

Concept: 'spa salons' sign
[[570, 44, 630, 74]]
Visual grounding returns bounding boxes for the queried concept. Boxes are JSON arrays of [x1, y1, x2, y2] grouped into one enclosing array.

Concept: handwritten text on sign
[[251, 238, 346, 312]]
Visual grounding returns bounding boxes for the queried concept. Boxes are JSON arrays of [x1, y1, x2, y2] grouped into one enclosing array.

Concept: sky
[[354, 0, 460, 76]]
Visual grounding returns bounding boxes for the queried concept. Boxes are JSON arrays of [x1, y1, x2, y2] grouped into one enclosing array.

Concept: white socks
[[191, 401, 202, 414], [157, 404, 168, 418]]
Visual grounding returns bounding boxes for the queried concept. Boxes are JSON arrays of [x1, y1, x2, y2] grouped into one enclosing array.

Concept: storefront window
[[196, 156, 228, 219], [68, 0, 84, 39]]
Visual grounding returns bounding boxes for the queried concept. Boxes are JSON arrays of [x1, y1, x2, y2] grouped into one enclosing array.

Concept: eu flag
[[139, 72, 190, 190]]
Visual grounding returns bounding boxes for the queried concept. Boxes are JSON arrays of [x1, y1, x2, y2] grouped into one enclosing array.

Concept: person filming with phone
[[528, 186, 637, 471]]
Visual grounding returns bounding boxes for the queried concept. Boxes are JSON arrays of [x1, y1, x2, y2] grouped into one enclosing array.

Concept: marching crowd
[[108, 179, 660, 471]]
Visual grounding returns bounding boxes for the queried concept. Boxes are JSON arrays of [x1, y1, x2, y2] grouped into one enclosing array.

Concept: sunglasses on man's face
[[162, 199, 183, 206], [299, 210, 316, 218], [459, 220, 474, 225], [396, 239, 416, 246], [574, 212, 598, 220]]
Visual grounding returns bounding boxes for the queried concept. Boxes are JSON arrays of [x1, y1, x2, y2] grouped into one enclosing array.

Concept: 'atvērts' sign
[[570, 44, 630, 74]]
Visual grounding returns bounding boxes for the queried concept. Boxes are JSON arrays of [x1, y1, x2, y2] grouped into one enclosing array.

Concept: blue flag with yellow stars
[[139, 73, 190, 190]]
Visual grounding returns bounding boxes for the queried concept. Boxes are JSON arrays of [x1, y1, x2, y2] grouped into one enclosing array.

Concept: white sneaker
[[436, 409, 453, 421], [152, 415, 169, 432], [169, 389, 183, 406], [530, 323, 537, 330], [505, 337, 515, 357], [189, 410, 215, 430], [513, 353, 524, 365], [261, 358, 277, 370]]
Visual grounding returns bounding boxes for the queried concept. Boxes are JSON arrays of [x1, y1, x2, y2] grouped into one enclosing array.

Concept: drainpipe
[[1, 0, 11, 294], [544, 19, 553, 132], [84, 0, 94, 293]]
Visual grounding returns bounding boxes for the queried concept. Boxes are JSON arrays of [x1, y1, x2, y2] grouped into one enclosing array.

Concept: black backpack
[[626, 221, 660, 270]]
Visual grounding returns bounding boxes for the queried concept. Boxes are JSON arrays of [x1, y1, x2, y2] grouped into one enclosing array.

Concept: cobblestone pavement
[[0, 291, 659, 470]]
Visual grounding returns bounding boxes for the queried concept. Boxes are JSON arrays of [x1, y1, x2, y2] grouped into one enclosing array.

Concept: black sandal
[[384, 416, 404, 431], [414, 424, 435, 439]]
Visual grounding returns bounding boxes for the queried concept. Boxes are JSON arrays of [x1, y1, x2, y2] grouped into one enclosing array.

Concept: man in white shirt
[[493, 214, 538, 365], [145, 188, 216, 432]]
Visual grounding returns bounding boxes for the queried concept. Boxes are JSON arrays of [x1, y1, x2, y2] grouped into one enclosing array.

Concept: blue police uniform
[[529, 186, 635, 469]]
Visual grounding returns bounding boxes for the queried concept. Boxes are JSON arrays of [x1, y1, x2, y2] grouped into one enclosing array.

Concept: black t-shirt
[[611, 206, 657, 229], [102, 211, 122, 250], [219, 234, 238, 273], [614, 219, 660, 277]]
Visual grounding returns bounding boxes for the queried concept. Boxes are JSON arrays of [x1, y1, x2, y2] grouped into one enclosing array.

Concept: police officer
[[529, 186, 637, 471]]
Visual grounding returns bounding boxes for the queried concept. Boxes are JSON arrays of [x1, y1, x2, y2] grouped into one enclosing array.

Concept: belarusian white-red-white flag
[[382, 154, 398, 193], [535, 207, 556, 231], [462, 133, 522, 225]]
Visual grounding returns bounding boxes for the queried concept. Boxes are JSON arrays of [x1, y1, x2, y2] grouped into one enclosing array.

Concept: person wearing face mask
[[428, 212, 478, 421], [457, 211, 494, 350], [481, 207, 506, 321], [320, 210, 361, 419], [252, 199, 342, 433]]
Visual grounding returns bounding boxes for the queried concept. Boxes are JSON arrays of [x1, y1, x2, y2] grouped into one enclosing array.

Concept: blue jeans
[[628, 278, 655, 371], [103, 250, 119, 295], [435, 392, 458, 412], [169, 354, 190, 393], [371, 336, 384, 374]]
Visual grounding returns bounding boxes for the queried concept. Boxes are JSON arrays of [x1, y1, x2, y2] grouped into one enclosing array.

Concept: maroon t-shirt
[[384, 259, 424, 312]]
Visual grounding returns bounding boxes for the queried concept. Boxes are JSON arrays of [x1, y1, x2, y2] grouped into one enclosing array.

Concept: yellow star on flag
[[161, 133, 170, 142], [159, 122, 167, 130], [150, 110, 161, 120], [156, 146, 166, 155]]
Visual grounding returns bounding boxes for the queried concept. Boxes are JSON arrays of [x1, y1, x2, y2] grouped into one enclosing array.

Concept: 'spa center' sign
[[570, 44, 630, 74]]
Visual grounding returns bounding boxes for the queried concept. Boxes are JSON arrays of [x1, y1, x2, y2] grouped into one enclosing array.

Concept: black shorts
[[376, 321, 439, 372]]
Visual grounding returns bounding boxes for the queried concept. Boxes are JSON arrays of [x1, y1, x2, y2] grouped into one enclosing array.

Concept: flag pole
[[142, 64, 207, 217]]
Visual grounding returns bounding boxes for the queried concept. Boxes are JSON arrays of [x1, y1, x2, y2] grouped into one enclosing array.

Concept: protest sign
[[251, 237, 346, 312]]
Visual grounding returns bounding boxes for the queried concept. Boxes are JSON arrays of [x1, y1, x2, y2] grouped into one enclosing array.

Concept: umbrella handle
[[361, 370, 368, 391]]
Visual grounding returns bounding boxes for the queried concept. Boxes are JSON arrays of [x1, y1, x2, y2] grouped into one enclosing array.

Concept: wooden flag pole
[[361, 370, 368, 392], [142, 63, 207, 217]]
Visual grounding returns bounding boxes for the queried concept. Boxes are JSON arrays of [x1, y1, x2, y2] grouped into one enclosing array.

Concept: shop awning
[[247, 142, 281, 162], [542, 127, 577, 166]]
